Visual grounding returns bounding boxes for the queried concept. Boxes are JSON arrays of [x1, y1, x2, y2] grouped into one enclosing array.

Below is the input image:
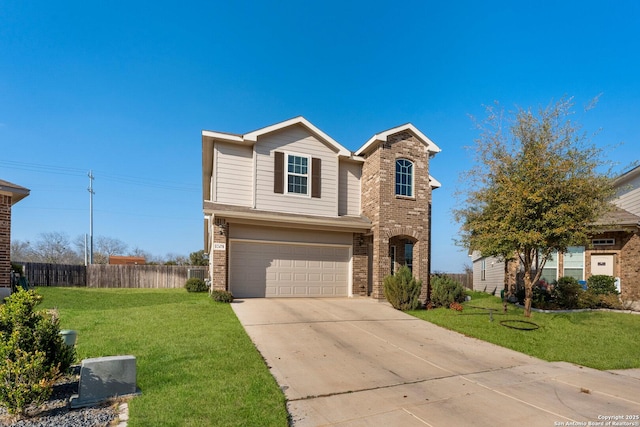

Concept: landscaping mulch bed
[[0, 375, 121, 427]]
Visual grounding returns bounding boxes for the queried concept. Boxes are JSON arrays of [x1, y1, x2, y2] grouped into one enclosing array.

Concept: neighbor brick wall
[[361, 131, 432, 301], [620, 231, 640, 302], [585, 230, 640, 303], [0, 195, 11, 288]]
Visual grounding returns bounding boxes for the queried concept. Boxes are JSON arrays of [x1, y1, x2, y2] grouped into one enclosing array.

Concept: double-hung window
[[395, 159, 413, 197], [287, 154, 309, 195]]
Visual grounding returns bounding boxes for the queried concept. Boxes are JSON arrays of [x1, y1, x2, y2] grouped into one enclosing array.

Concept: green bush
[[210, 289, 234, 303], [596, 293, 622, 310], [383, 266, 423, 311], [551, 276, 582, 309], [430, 274, 465, 308], [587, 275, 618, 295], [185, 278, 208, 293], [0, 290, 75, 415], [577, 289, 600, 309]]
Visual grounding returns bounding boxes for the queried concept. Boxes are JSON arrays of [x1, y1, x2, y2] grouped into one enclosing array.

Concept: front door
[[591, 254, 614, 276]]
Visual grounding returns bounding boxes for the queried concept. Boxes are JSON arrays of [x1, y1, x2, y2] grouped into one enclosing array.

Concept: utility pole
[[88, 171, 94, 264]]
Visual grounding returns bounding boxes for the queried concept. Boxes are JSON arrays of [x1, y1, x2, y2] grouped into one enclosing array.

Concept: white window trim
[[395, 158, 415, 198], [285, 151, 311, 198]]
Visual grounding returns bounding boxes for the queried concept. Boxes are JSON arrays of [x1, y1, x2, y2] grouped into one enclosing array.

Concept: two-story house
[[202, 117, 441, 300], [471, 165, 640, 307]]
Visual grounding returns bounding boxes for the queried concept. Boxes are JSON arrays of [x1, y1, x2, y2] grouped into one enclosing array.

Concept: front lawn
[[36, 287, 288, 427], [409, 291, 640, 370]]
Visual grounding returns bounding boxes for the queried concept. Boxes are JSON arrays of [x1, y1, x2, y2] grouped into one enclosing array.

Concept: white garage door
[[229, 241, 350, 298]]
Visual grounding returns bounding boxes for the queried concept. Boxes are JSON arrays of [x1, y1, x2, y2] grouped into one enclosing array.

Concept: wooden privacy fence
[[87, 265, 209, 289], [22, 263, 87, 287], [17, 262, 208, 289], [438, 272, 474, 290]]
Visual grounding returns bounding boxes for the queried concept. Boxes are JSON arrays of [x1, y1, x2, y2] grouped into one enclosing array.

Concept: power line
[[0, 159, 199, 192]]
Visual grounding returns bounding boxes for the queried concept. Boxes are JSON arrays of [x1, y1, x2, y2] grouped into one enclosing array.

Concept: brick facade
[[0, 195, 11, 288], [352, 232, 369, 296], [586, 230, 640, 302], [360, 131, 432, 301], [211, 218, 228, 291]]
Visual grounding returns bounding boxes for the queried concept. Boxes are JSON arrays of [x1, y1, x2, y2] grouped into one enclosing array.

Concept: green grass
[[409, 291, 640, 370], [36, 287, 288, 427], [32, 287, 639, 425]]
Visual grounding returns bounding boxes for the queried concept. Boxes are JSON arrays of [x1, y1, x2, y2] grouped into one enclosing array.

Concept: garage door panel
[[230, 241, 349, 298]]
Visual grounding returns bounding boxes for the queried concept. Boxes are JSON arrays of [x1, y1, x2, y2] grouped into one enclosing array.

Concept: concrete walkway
[[232, 298, 640, 426]]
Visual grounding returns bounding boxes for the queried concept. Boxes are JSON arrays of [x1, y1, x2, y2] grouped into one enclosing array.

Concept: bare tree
[[10, 239, 36, 262], [93, 236, 128, 264], [33, 232, 82, 264]]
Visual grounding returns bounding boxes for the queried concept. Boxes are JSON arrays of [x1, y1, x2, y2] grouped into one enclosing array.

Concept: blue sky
[[1, 1, 638, 270]]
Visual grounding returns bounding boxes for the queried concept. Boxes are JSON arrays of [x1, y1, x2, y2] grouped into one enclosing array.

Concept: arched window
[[395, 159, 413, 197]]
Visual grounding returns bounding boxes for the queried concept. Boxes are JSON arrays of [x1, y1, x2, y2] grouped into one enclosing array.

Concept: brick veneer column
[[361, 131, 433, 303], [352, 233, 369, 296], [211, 218, 228, 291], [0, 195, 11, 288]]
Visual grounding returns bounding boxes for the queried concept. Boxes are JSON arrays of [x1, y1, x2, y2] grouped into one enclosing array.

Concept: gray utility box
[[70, 355, 141, 408]]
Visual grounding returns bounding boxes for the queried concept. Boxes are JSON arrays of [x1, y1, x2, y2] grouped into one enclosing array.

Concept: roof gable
[[203, 116, 351, 157], [355, 123, 441, 157]]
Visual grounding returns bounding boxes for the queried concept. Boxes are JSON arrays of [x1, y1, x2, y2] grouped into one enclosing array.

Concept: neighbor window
[[562, 246, 584, 281], [287, 154, 309, 195], [395, 159, 413, 197], [539, 251, 557, 284]]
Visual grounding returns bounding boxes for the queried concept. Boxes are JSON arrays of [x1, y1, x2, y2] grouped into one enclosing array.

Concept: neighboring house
[[108, 256, 146, 265], [202, 117, 441, 299], [0, 179, 30, 296], [471, 165, 640, 305]]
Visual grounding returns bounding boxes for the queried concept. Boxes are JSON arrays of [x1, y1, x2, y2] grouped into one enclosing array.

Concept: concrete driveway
[[232, 298, 640, 426]]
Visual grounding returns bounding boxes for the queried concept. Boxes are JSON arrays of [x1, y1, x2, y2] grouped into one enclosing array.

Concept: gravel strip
[[0, 376, 121, 427]]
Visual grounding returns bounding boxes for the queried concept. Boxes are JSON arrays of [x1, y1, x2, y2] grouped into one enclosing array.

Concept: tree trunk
[[523, 268, 533, 317]]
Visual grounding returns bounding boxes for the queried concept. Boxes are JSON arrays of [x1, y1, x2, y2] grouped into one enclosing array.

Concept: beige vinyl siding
[[214, 142, 253, 207], [473, 256, 505, 294], [229, 224, 352, 246], [614, 173, 640, 216], [254, 125, 338, 216], [338, 161, 362, 216]]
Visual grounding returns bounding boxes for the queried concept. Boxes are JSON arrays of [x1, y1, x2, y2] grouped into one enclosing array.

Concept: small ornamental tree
[[0, 290, 75, 415], [455, 98, 615, 317]]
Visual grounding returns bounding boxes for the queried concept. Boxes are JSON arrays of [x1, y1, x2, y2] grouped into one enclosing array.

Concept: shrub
[[531, 282, 553, 309], [210, 289, 234, 303], [587, 275, 618, 295], [185, 278, 208, 293], [430, 275, 465, 308], [0, 290, 75, 415], [551, 276, 582, 309], [596, 293, 623, 310], [383, 266, 423, 311]]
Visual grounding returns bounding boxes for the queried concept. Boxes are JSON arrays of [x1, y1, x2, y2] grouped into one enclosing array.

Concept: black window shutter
[[311, 157, 321, 198], [274, 151, 284, 194]]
